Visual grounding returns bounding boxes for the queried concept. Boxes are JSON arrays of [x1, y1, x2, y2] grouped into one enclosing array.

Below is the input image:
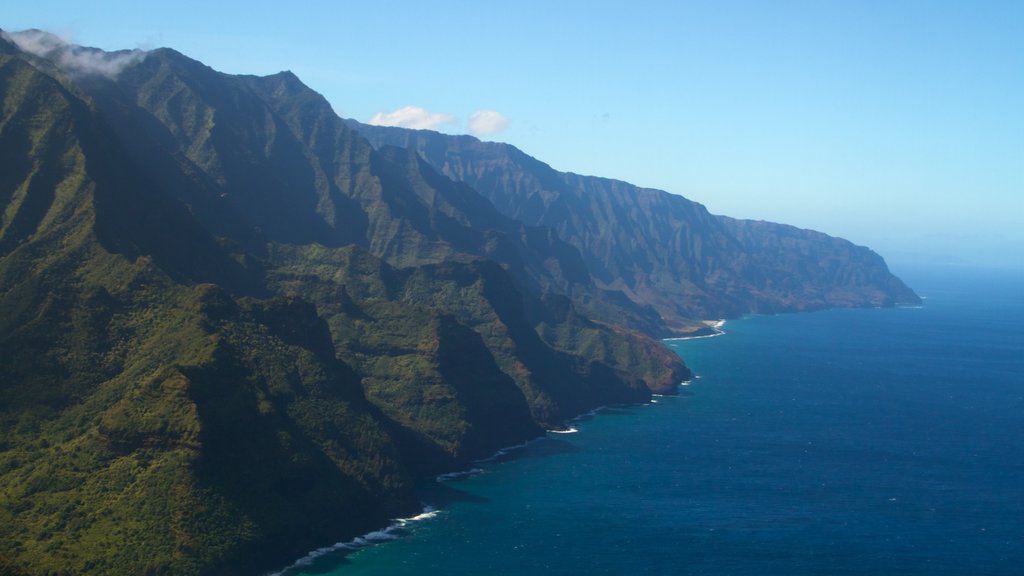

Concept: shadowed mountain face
[[75, 46, 673, 336], [346, 122, 921, 324], [0, 32, 687, 575], [1, 28, 920, 576]]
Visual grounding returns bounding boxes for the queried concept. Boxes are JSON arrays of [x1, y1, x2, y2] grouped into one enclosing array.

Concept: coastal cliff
[[1, 30, 913, 576], [0, 31, 686, 575], [347, 122, 921, 325]]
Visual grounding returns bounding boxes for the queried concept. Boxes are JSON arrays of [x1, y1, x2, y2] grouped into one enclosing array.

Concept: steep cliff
[[348, 122, 921, 326], [0, 31, 688, 575]]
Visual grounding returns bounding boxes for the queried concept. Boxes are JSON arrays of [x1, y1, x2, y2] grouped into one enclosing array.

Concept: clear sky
[[3, 0, 1022, 269]]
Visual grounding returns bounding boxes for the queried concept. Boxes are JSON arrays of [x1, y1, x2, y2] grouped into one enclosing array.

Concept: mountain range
[[347, 121, 920, 326], [0, 29, 918, 576]]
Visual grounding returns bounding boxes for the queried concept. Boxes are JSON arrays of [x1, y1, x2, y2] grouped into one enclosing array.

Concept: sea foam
[[436, 468, 484, 482], [664, 319, 727, 341], [265, 506, 440, 576]]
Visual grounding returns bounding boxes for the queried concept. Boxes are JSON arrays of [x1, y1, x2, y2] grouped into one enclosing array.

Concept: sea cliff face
[[1, 29, 912, 576], [0, 32, 687, 575], [346, 122, 921, 325]]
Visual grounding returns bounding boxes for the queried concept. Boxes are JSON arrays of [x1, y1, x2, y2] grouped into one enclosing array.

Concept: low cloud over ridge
[[468, 110, 510, 137], [2, 29, 146, 78], [367, 106, 510, 137], [367, 106, 457, 130]]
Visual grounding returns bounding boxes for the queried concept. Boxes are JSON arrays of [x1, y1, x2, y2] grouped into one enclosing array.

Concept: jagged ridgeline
[[0, 30, 688, 575], [346, 122, 921, 324]]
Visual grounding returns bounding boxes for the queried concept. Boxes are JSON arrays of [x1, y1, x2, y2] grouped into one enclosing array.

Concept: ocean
[[277, 264, 1024, 575]]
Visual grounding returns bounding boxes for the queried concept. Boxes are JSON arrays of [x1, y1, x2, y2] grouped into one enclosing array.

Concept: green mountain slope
[[82, 41, 687, 422], [1, 31, 687, 575], [1, 26, 922, 575], [0, 43, 418, 575], [84, 48, 672, 335], [347, 122, 921, 324]]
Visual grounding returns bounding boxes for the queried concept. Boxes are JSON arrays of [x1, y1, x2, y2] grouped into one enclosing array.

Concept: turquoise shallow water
[[279, 265, 1024, 576]]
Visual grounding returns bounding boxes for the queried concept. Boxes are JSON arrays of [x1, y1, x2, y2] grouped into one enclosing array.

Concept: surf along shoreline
[[664, 319, 727, 342], [267, 321, 725, 575], [266, 404, 618, 575]]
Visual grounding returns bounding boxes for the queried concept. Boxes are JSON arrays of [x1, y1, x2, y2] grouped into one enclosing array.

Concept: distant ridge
[[347, 121, 921, 326]]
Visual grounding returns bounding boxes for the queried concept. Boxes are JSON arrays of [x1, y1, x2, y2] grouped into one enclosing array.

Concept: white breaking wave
[[436, 468, 484, 482], [663, 320, 727, 341], [265, 505, 441, 576], [399, 508, 440, 523], [664, 331, 725, 342]]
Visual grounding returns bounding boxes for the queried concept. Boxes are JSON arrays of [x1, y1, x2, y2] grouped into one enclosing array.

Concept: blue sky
[[3, 1, 1022, 268]]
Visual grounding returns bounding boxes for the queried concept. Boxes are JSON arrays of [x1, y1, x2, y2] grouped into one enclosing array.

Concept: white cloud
[[468, 109, 510, 137], [2, 29, 146, 78], [367, 106, 457, 130]]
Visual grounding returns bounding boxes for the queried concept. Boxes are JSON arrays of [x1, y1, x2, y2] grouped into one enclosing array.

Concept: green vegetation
[[0, 38, 688, 575], [0, 29, 915, 575], [350, 121, 921, 326]]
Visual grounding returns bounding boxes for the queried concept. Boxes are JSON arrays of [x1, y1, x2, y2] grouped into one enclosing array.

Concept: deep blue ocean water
[[280, 265, 1024, 576]]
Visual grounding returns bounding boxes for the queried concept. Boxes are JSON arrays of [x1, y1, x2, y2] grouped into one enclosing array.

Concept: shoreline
[[264, 402, 641, 575], [266, 507, 440, 576], [265, 381, 685, 574], [264, 301, 937, 575], [663, 319, 727, 341]]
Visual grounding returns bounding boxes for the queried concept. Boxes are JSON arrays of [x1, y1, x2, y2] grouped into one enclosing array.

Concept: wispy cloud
[[367, 106, 458, 131], [2, 29, 146, 78], [468, 110, 510, 137]]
